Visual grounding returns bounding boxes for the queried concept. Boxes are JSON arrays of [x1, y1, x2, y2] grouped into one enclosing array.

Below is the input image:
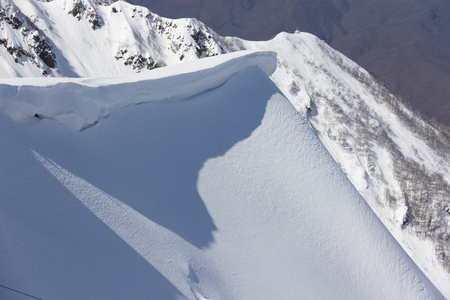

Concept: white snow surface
[[0, 51, 444, 299], [222, 32, 450, 297], [214, 32, 450, 299]]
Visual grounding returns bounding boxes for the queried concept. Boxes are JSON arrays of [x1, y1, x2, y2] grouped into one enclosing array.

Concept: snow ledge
[[0, 50, 277, 130]]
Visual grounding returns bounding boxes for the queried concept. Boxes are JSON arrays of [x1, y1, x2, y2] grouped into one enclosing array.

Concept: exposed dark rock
[[0, 6, 57, 69], [191, 30, 214, 57], [69, 1, 85, 20], [0, 38, 28, 62], [0, 8, 23, 29], [115, 49, 158, 71], [68, 0, 103, 30], [33, 35, 56, 68]]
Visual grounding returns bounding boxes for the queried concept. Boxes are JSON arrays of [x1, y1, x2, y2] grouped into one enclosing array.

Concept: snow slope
[[0, 52, 443, 299], [221, 32, 450, 296]]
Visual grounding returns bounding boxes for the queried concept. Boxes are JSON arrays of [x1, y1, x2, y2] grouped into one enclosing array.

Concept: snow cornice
[[0, 50, 277, 130]]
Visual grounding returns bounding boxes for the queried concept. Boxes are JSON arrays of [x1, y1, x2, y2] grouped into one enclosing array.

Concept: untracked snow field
[[0, 52, 443, 299]]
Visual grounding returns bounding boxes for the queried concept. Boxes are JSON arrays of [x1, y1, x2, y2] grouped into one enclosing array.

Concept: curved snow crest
[[0, 50, 277, 130]]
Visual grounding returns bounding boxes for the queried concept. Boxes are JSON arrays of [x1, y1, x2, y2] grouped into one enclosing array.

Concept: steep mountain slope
[[221, 32, 450, 295], [1, 0, 450, 297], [135, 0, 450, 125], [1, 51, 443, 300]]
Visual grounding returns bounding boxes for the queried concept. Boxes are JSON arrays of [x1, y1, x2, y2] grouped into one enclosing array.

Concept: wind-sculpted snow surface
[[221, 32, 450, 297], [0, 54, 443, 299], [0, 51, 276, 130]]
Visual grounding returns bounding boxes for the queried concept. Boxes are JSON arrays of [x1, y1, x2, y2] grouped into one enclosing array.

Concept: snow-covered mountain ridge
[[1, 0, 450, 298], [0, 45, 444, 300], [239, 32, 450, 294]]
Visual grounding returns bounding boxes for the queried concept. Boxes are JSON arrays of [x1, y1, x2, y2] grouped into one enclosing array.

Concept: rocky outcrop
[[68, 0, 103, 30], [114, 49, 158, 71], [0, 4, 56, 74]]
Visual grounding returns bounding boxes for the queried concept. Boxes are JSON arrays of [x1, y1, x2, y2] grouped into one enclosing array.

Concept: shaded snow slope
[[0, 53, 443, 299]]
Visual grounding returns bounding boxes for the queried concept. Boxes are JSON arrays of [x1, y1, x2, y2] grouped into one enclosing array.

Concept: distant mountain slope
[[0, 50, 443, 300], [135, 0, 450, 125]]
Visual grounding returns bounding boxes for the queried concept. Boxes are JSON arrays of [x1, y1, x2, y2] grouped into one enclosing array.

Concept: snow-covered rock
[[0, 0, 224, 77]]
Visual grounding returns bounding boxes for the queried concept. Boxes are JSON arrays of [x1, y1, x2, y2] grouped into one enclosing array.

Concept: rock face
[[68, 0, 103, 30], [114, 49, 158, 71]]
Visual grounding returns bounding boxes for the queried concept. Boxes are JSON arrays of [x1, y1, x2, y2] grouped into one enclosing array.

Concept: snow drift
[[0, 52, 443, 299]]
